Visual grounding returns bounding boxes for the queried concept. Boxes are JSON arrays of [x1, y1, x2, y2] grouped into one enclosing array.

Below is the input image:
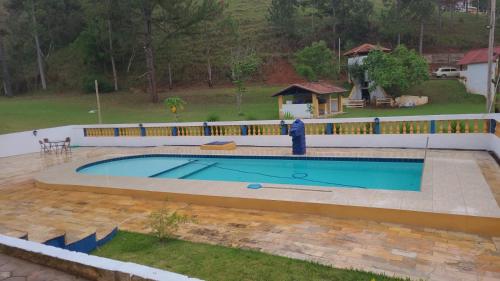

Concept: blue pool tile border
[[76, 154, 424, 172]]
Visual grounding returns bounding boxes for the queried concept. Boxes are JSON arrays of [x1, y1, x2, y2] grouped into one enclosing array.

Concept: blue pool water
[[77, 155, 423, 191]]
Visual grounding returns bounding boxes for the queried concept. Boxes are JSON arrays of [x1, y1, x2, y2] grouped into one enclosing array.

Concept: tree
[[380, 0, 411, 45], [229, 49, 261, 115], [267, 0, 299, 40], [403, 0, 436, 54], [315, 0, 374, 44], [28, 0, 47, 90], [364, 45, 429, 96], [293, 41, 336, 82], [0, 0, 12, 97], [139, 0, 223, 103]]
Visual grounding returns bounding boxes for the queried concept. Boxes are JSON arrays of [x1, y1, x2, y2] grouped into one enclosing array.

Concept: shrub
[[293, 41, 337, 82], [206, 113, 220, 122], [283, 112, 295, 120], [148, 207, 191, 242], [82, 75, 114, 93]]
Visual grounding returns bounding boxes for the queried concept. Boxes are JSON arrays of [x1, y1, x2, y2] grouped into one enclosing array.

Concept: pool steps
[[153, 160, 217, 179], [0, 223, 117, 254], [148, 159, 196, 178]]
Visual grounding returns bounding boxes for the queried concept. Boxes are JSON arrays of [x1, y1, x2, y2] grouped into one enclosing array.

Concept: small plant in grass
[[206, 113, 220, 122], [148, 206, 191, 242], [164, 97, 186, 121], [283, 111, 295, 120]]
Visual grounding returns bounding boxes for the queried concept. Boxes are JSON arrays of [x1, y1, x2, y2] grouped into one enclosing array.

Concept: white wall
[[282, 104, 312, 118], [460, 62, 496, 96], [2, 114, 499, 158], [0, 126, 73, 158]]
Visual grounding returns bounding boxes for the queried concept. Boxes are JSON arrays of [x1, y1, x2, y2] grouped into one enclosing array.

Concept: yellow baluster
[[483, 120, 488, 133], [456, 121, 461, 134], [447, 121, 452, 133], [369, 123, 373, 134], [473, 120, 479, 133], [409, 122, 414, 134], [464, 121, 470, 133]]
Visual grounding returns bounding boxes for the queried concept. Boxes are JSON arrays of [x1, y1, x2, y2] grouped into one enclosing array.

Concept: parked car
[[432, 67, 460, 78]]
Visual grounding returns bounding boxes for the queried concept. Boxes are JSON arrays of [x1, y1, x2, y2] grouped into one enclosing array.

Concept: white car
[[432, 67, 460, 78]]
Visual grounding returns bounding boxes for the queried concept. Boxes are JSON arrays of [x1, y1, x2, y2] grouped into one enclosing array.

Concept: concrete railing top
[[72, 113, 500, 129]]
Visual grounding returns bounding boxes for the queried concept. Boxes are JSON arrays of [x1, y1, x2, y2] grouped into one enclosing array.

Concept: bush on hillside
[[293, 41, 337, 82]]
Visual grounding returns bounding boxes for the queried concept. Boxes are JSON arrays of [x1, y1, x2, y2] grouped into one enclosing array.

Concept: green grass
[[93, 231, 409, 281], [0, 85, 281, 134], [0, 80, 486, 134]]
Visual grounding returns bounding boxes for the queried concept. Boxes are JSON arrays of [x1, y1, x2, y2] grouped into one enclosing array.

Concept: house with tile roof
[[458, 46, 500, 96], [344, 44, 392, 105]]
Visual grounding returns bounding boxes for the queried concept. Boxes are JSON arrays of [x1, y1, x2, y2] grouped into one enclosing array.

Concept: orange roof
[[272, 82, 346, 97], [344, 43, 391, 57], [457, 46, 500, 65]]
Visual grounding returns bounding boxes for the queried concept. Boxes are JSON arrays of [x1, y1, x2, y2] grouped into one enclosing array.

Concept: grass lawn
[[0, 80, 486, 134], [93, 231, 409, 281]]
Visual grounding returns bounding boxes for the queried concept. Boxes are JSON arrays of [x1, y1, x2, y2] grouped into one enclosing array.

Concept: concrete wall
[[1, 114, 499, 158], [460, 62, 496, 96], [0, 234, 201, 281], [0, 126, 73, 158]]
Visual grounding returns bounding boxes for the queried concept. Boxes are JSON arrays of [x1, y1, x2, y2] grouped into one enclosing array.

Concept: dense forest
[[0, 0, 498, 102]]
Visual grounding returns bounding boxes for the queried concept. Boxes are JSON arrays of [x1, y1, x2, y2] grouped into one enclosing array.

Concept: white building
[[345, 43, 392, 104], [458, 47, 500, 96]]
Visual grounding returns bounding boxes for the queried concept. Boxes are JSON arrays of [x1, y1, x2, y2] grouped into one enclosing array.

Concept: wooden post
[[312, 94, 319, 118], [95, 80, 102, 124], [338, 95, 343, 113], [278, 95, 284, 119]]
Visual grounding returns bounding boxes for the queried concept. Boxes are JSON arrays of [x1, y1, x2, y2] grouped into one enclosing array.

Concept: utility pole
[[95, 80, 102, 124], [486, 0, 496, 112]]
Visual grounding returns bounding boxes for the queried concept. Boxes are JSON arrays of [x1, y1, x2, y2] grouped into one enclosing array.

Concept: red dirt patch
[[263, 57, 306, 85]]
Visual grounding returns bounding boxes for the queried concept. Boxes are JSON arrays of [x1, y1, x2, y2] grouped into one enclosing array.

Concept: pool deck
[[1, 146, 500, 280], [35, 146, 500, 235]]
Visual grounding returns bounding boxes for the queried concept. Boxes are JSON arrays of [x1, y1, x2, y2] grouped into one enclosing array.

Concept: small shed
[[272, 82, 347, 119]]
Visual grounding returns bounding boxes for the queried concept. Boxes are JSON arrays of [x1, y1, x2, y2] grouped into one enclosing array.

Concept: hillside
[[1, 0, 499, 95]]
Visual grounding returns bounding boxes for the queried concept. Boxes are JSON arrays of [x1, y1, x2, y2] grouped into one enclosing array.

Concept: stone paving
[[0, 147, 500, 281], [0, 253, 88, 281]]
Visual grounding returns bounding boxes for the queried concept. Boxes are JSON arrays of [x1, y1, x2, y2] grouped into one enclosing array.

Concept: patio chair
[[43, 138, 52, 150], [60, 137, 71, 154], [39, 140, 50, 154]]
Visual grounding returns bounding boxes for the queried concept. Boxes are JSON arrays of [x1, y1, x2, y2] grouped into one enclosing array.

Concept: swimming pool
[[76, 155, 423, 191], [77, 155, 423, 191]]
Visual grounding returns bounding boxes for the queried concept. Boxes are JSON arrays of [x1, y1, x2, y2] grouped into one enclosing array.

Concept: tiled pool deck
[[1, 146, 500, 280]]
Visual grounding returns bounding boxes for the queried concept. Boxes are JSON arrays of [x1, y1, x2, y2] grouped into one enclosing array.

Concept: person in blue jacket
[[289, 119, 306, 155]]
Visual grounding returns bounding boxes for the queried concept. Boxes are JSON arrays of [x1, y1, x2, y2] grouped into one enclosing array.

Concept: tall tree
[[28, 0, 47, 90], [316, 0, 374, 44], [267, 0, 299, 40], [139, 0, 223, 103], [403, 0, 436, 54], [0, 0, 12, 97]]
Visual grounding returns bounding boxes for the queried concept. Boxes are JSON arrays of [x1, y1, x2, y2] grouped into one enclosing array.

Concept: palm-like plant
[[164, 97, 186, 121]]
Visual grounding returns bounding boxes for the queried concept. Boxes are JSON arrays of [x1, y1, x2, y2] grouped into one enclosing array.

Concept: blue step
[[155, 161, 216, 179]]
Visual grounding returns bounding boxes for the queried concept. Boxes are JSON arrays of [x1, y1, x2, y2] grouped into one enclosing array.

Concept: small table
[[48, 140, 65, 153]]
